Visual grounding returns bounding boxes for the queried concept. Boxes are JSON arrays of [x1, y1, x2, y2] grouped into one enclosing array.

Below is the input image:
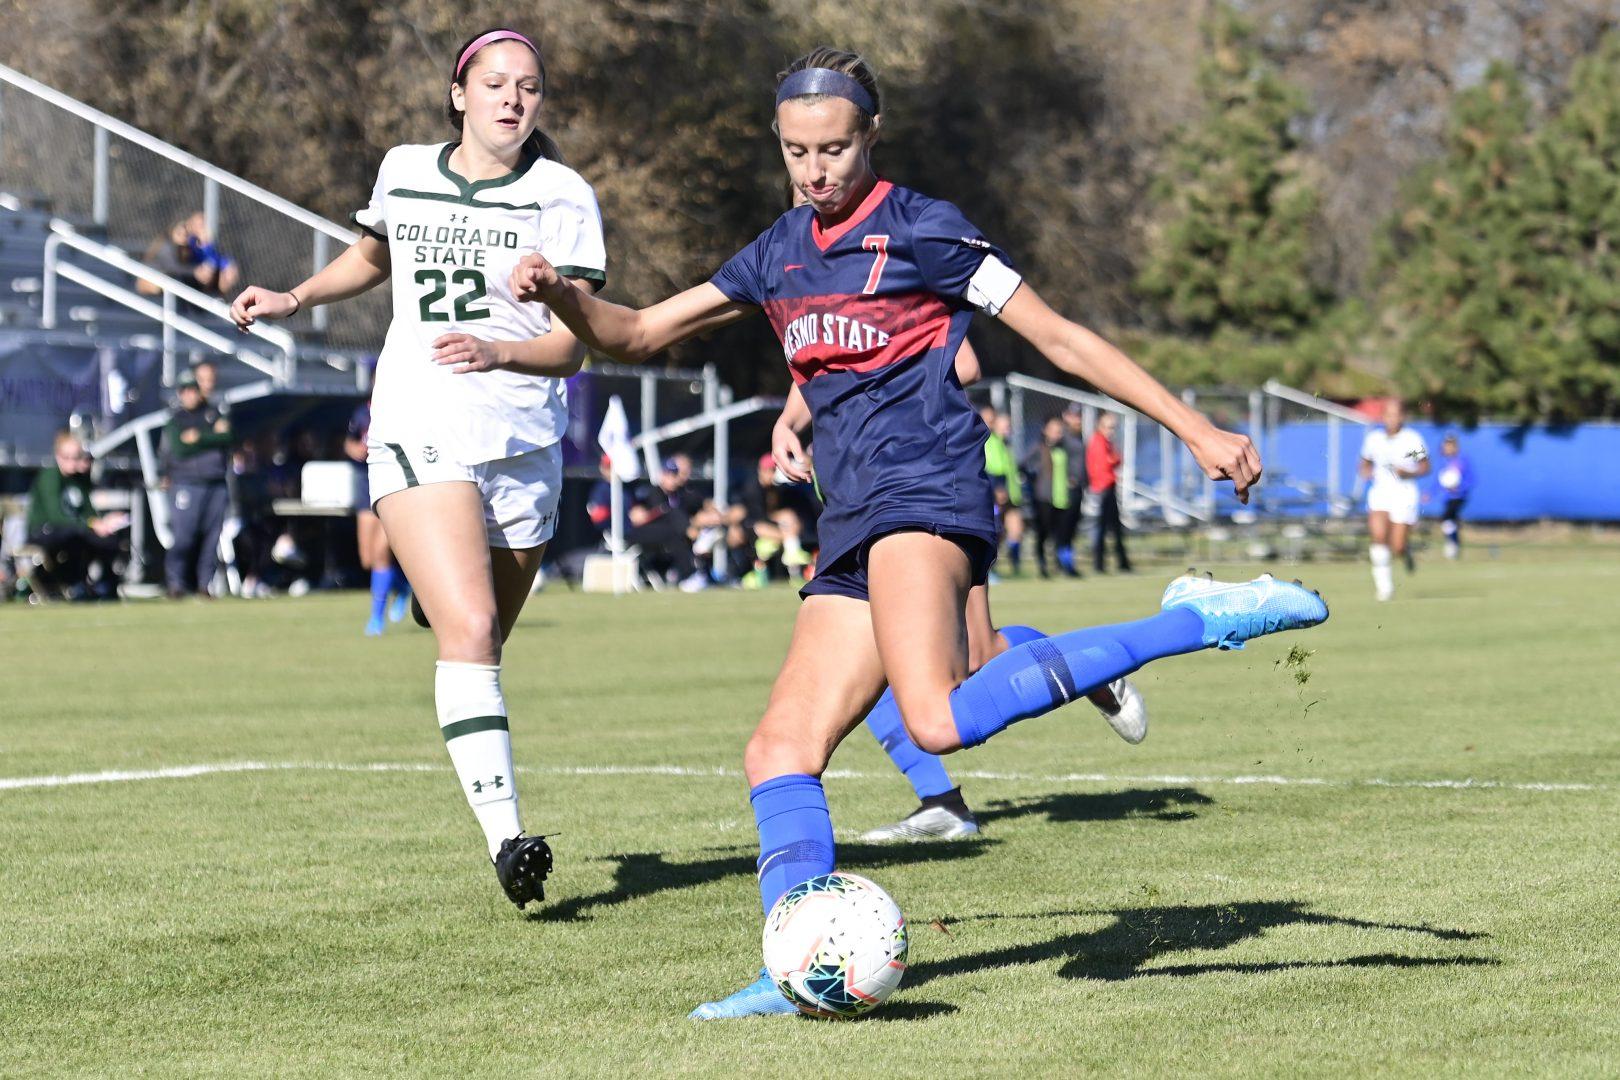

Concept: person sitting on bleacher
[[24, 431, 126, 600], [139, 212, 241, 298]]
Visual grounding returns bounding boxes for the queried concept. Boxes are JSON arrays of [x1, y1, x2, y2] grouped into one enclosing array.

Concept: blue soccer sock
[[863, 623, 1047, 798], [751, 774, 835, 914], [997, 623, 1046, 650], [950, 608, 1205, 748], [1007, 539, 1022, 571], [368, 568, 390, 622], [864, 690, 955, 800], [386, 563, 410, 599]]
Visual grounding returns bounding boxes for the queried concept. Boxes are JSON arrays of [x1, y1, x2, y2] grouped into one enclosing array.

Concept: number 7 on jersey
[[861, 235, 890, 295]]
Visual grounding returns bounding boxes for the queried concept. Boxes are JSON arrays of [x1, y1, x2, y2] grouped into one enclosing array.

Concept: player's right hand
[[230, 287, 298, 330], [772, 422, 812, 483], [510, 253, 567, 304]]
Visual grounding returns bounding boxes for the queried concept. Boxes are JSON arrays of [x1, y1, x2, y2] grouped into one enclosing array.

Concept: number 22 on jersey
[[415, 268, 490, 322]]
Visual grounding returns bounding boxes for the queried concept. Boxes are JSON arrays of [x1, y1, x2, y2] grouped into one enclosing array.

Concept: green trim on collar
[[437, 141, 541, 199]]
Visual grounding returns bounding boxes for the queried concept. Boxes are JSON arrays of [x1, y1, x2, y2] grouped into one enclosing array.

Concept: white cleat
[[860, 804, 980, 843], [1092, 677, 1149, 744]]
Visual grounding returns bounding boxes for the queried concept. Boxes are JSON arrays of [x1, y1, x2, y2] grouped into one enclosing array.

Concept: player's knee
[[435, 608, 502, 664], [744, 722, 827, 785]]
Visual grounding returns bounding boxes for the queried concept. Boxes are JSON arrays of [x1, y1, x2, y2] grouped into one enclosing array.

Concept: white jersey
[[1360, 426, 1428, 495], [354, 142, 606, 464]]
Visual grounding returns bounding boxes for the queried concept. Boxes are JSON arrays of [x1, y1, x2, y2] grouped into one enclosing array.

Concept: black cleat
[[493, 834, 553, 908]]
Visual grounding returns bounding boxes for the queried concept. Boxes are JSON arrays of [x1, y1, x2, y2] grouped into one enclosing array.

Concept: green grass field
[[4, 549, 1619, 1077]]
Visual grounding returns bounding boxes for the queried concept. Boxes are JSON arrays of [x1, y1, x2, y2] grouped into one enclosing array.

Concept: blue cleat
[[364, 613, 386, 637], [387, 588, 412, 624], [1160, 572, 1327, 651], [688, 969, 799, 1020]]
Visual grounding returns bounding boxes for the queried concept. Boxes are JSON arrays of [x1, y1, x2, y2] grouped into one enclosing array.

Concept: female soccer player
[[511, 48, 1326, 1016], [231, 27, 607, 908], [1359, 399, 1430, 601]]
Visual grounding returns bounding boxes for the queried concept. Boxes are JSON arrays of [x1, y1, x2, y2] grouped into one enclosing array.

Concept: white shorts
[[1367, 482, 1420, 527], [367, 439, 562, 549]]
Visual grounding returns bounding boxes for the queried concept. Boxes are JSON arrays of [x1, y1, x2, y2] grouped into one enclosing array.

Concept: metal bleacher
[[0, 62, 391, 579]]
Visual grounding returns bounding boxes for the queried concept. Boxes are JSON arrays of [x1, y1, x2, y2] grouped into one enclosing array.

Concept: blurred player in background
[[1432, 431, 1474, 559], [232, 26, 605, 909], [342, 400, 411, 635], [1359, 400, 1430, 601]]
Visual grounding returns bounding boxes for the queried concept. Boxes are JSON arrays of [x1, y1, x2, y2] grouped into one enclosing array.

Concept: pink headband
[[455, 30, 540, 80]]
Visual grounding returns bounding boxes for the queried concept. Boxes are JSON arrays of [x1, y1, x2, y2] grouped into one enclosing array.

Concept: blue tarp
[[1267, 421, 1620, 522]]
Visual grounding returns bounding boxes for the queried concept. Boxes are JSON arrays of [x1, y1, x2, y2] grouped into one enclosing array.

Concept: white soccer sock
[[1370, 543, 1394, 599], [435, 661, 522, 859]]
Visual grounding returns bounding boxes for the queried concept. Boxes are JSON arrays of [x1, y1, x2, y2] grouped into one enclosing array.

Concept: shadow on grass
[[976, 787, 1215, 826], [857, 1000, 959, 1022], [906, 900, 1494, 987], [536, 839, 997, 923]]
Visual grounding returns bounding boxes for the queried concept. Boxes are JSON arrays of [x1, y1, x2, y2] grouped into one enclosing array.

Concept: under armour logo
[[470, 776, 505, 794], [422, 446, 439, 463]]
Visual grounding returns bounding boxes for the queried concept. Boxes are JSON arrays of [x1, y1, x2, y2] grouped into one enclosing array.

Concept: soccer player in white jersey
[[230, 27, 606, 909], [1359, 399, 1430, 602]]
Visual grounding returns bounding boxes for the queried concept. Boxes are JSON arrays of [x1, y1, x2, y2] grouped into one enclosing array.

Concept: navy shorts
[[800, 525, 995, 602]]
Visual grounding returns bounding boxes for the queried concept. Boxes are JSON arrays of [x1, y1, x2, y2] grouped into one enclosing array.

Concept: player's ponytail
[[775, 48, 881, 134], [445, 27, 565, 164]]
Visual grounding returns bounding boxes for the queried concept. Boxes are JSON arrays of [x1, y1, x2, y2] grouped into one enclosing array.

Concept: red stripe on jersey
[[763, 290, 953, 384]]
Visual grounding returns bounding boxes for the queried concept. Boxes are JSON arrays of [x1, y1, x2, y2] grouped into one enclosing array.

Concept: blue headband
[[775, 67, 877, 116]]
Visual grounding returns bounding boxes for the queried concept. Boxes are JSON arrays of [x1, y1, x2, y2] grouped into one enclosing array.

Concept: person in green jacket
[[980, 406, 1025, 574], [25, 431, 125, 598]]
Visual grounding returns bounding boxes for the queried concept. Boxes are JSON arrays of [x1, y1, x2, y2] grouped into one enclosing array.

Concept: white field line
[[0, 760, 1606, 794]]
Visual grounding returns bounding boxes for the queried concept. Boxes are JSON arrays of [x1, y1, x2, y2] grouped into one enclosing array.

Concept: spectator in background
[[1022, 415, 1080, 579], [981, 405, 1024, 575], [163, 365, 232, 597], [1432, 431, 1475, 560], [585, 455, 623, 536], [737, 452, 816, 585], [1088, 412, 1132, 573], [25, 430, 126, 599], [1059, 404, 1088, 575], [624, 465, 703, 591], [140, 212, 241, 298]]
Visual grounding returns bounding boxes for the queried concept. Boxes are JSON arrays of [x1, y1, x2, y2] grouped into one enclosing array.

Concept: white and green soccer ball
[[762, 871, 908, 1018]]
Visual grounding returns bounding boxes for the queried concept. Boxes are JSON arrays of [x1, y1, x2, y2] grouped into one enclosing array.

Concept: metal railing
[[42, 221, 296, 384], [1262, 379, 1369, 516], [0, 63, 386, 346]]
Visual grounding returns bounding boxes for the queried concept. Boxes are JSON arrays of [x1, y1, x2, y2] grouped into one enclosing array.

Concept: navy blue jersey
[[711, 181, 1022, 571]]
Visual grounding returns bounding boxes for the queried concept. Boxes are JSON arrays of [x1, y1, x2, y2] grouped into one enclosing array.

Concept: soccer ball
[[762, 871, 908, 1018]]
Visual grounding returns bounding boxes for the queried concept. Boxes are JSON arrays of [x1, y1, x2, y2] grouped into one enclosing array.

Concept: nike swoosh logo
[[784, 264, 805, 271], [757, 850, 788, 878]]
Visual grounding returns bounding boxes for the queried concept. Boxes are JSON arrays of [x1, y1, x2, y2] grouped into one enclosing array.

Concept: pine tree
[[1136, 8, 1329, 341], [1384, 43, 1620, 423]]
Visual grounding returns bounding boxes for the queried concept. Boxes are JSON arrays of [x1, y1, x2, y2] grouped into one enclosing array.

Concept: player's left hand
[[432, 333, 504, 374], [1188, 425, 1262, 504]]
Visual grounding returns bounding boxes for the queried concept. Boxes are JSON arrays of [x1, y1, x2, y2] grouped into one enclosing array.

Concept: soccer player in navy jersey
[[512, 47, 1328, 1018]]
